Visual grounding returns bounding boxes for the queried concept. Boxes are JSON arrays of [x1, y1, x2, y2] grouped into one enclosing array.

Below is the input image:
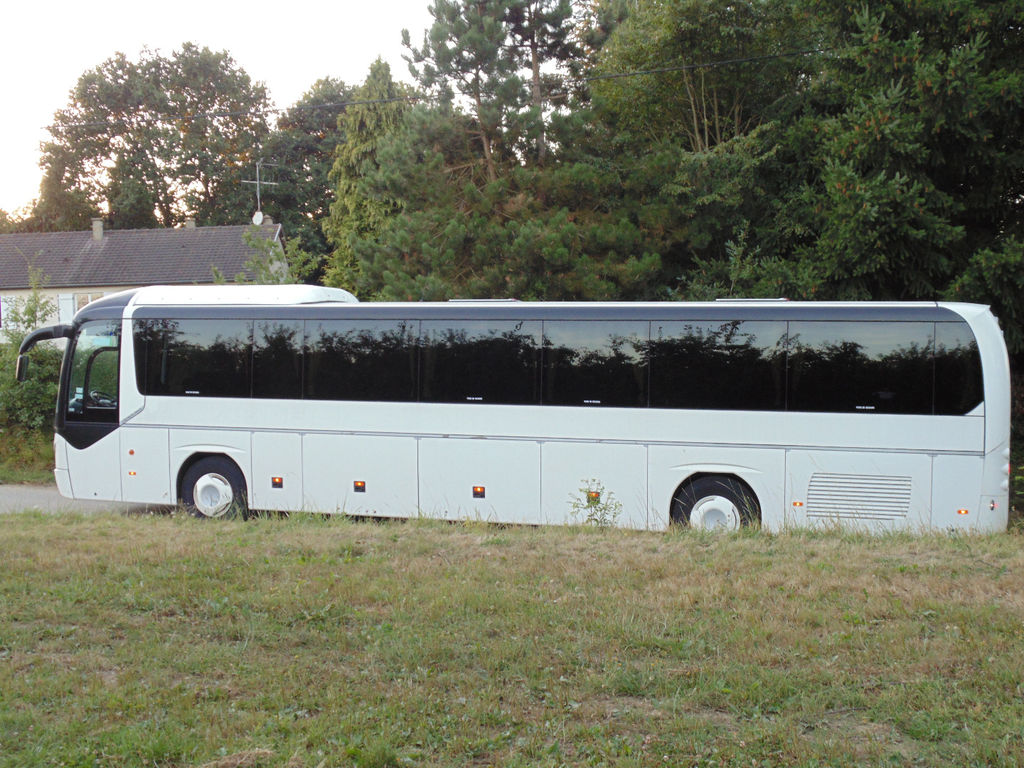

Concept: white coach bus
[[15, 285, 1012, 532]]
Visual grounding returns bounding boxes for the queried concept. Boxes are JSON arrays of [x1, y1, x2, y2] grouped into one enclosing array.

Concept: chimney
[[184, 218, 196, 229], [91, 218, 104, 241]]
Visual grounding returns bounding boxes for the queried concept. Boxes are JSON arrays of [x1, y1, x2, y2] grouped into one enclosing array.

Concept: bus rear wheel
[[671, 476, 759, 531], [181, 457, 248, 520]]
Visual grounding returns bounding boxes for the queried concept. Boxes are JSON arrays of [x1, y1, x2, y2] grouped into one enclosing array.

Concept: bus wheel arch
[[178, 454, 249, 520], [670, 473, 761, 530]]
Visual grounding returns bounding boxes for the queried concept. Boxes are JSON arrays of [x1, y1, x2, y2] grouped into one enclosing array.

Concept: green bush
[[0, 280, 62, 430], [0, 425, 54, 483]]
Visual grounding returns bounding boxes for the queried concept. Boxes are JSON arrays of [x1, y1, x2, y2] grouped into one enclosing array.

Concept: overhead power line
[[584, 47, 830, 81], [52, 96, 423, 131], [49, 47, 830, 131]]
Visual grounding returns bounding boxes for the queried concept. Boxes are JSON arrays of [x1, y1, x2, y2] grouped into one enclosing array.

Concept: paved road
[[0, 483, 168, 515]]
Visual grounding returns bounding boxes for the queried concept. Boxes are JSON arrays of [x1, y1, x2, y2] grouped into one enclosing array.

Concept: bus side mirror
[[15, 355, 28, 382]]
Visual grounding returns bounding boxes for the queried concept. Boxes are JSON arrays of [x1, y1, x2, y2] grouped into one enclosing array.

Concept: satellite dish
[[252, 210, 264, 225]]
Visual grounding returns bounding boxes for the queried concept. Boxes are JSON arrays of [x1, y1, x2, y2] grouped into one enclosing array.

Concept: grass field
[[1, 513, 1022, 767]]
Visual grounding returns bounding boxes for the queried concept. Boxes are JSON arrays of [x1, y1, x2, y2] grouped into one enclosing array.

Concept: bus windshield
[[65, 320, 121, 422]]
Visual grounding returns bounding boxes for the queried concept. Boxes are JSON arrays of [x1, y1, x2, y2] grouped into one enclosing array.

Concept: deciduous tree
[[260, 77, 356, 282], [37, 44, 270, 230]]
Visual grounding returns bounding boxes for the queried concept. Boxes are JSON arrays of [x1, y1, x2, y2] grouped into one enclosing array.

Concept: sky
[[0, 0, 434, 214]]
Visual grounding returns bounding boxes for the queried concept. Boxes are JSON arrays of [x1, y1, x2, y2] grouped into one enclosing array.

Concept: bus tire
[[671, 476, 759, 531], [181, 457, 249, 520]]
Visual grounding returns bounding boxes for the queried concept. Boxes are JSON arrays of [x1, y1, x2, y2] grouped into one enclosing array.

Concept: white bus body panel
[[120, 427, 172, 504], [954, 303, 1012, 527], [168, 428, 253, 504], [302, 433, 418, 516], [786, 450, 932, 531], [931, 454, 986, 530], [119, 398, 993, 529], [53, 434, 72, 498], [65, 431, 122, 501], [420, 437, 541, 522], [540, 441, 648, 528], [648, 445, 787, 531], [252, 431, 302, 511]]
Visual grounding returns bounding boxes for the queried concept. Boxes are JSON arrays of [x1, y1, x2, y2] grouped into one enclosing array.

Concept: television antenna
[[242, 158, 279, 224]]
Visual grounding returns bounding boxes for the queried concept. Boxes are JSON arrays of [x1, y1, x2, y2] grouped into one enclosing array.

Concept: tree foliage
[[764, 0, 1024, 303], [259, 78, 355, 282], [0, 209, 16, 234], [0, 270, 61, 429], [328, 0, 660, 301], [948, 238, 1024, 353], [20, 0, 1024, 357], [36, 43, 271, 230], [323, 60, 413, 291], [593, 0, 810, 149]]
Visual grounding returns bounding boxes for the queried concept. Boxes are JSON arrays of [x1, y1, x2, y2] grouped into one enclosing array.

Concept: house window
[[57, 292, 104, 324], [75, 292, 104, 311]]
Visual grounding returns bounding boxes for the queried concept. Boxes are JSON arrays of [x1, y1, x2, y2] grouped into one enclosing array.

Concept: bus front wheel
[[671, 476, 759, 531], [181, 457, 249, 520]]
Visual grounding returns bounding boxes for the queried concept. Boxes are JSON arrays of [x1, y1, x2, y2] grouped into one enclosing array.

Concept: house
[[0, 218, 283, 328]]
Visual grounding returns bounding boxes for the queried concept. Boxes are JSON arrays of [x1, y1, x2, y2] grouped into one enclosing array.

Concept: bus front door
[[59, 320, 123, 501]]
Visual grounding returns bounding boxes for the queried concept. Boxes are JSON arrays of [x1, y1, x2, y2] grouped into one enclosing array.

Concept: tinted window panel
[[650, 320, 786, 410], [421, 321, 541, 404], [788, 321, 933, 414], [305, 320, 416, 401], [934, 321, 983, 415], [253, 320, 303, 399], [543, 321, 647, 407], [67, 320, 121, 423], [134, 318, 252, 398]]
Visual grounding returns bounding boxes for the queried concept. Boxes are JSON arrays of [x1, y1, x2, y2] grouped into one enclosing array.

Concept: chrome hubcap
[[690, 495, 741, 531], [193, 473, 233, 517]]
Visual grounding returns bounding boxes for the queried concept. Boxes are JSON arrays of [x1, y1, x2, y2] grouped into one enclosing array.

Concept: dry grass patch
[[1, 512, 1023, 767]]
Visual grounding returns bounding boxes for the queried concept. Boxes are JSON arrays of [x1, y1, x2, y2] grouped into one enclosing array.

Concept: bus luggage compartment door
[[419, 437, 541, 524], [302, 433, 418, 517], [252, 432, 303, 512], [540, 441, 648, 528]]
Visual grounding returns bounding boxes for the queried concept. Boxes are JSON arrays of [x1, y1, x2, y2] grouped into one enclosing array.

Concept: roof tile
[[0, 224, 281, 290]]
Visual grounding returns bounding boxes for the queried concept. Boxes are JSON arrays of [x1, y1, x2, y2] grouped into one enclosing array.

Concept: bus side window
[[542, 321, 648, 407], [305, 319, 417, 402], [134, 318, 252, 398], [420, 320, 541, 405], [934, 321, 983, 415], [787, 321, 934, 414], [649, 320, 786, 411], [253, 319, 303, 399]]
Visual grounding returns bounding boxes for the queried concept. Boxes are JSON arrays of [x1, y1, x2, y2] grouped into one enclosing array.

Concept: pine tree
[[322, 60, 412, 291]]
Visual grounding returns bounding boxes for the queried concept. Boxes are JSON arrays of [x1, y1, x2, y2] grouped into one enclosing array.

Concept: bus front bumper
[[54, 468, 73, 499]]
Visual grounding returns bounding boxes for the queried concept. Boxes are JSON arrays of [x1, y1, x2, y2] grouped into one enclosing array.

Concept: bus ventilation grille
[[806, 473, 912, 521]]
